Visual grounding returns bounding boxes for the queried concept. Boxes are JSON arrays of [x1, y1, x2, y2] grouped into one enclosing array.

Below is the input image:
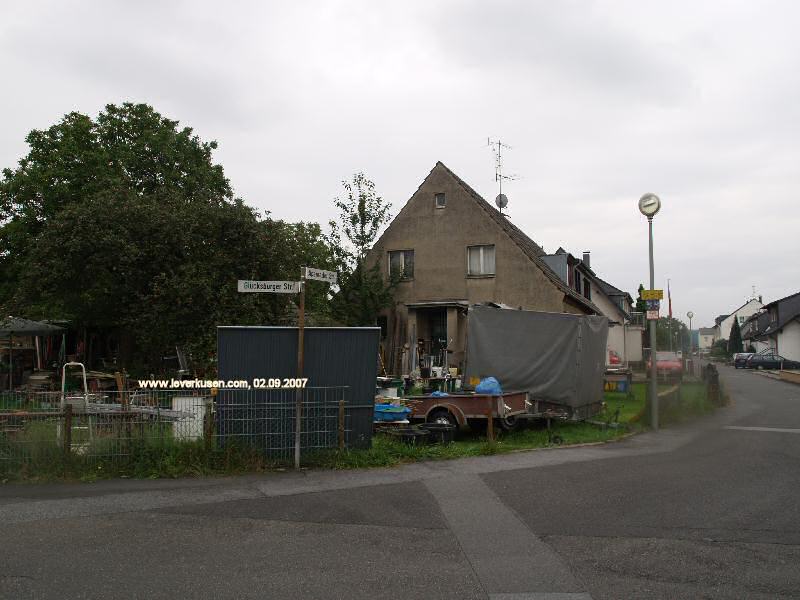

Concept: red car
[[608, 349, 622, 365], [646, 351, 683, 381]]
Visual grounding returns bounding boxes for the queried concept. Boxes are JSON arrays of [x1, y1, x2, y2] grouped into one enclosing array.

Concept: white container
[[172, 396, 207, 441]]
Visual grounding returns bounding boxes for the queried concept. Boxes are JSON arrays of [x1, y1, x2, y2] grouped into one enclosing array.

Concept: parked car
[[733, 353, 754, 369], [608, 349, 622, 365], [646, 351, 683, 381], [745, 353, 800, 370]]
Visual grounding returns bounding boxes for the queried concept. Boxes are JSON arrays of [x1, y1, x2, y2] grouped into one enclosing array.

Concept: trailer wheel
[[497, 415, 522, 432], [428, 409, 459, 430]]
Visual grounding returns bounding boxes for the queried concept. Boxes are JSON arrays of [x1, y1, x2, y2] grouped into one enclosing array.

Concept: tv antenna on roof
[[487, 138, 517, 216]]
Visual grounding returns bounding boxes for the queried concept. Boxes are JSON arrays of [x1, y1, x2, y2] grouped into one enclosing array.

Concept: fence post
[[205, 394, 216, 452], [63, 403, 72, 458], [486, 396, 495, 442], [338, 398, 345, 450]]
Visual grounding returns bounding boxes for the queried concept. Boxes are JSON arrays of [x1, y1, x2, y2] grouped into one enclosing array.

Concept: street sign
[[645, 299, 660, 310], [641, 289, 664, 300], [646, 310, 659, 320], [237, 280, 300, 293], [303, 267, 337, 284]]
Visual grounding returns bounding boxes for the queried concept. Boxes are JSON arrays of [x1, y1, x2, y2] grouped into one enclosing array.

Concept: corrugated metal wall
[[217, 327, 379, 449]]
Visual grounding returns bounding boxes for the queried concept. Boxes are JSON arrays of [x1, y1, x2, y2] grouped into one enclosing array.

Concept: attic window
[[435, 193, 446, 208]]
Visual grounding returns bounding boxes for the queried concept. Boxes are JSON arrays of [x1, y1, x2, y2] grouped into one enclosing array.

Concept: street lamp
[[639, 193, 661, 430], [687, 311, 694, 355]]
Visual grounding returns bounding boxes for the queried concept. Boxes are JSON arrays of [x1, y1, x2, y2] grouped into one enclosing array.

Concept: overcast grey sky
[[2, 0, 799, 328]]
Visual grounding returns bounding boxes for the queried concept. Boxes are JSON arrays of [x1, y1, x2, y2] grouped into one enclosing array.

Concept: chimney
[[582, 251, 591, 268]]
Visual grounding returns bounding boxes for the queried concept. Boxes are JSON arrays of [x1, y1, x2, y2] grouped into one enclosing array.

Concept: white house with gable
[[716, 298, 763, 341]]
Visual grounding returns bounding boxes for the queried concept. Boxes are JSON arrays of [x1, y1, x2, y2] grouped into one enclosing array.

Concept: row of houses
[[367, 162, 644, 375], [698, 292, 800, 361]]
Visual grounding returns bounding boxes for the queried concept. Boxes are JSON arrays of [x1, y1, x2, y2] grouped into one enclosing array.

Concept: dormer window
[[435, 193, 446, 208]]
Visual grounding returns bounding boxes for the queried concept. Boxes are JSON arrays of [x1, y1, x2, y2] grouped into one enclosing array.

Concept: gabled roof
[[761, 290, 800, 336], [742, 311, 770, 339], [714, 314, 729, 326], [595, 277, 634, 305], [434, 162, 601, 315], [699, 327, 717, 335]]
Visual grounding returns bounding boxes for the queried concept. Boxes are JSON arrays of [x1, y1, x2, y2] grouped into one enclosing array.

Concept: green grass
[[1, 381, 714, 481], [303, 418, 635, 470], [0, 420, 283, 482]]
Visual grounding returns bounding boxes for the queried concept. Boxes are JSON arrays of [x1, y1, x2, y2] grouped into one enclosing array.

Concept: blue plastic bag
[[475, 377, 502, 395], [431, 390, 449, 397]]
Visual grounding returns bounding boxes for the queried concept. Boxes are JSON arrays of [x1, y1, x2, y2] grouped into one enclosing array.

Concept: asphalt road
[[1, 365, 799, 599]]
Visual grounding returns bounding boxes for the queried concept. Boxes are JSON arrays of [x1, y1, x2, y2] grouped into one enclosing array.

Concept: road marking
[[724, 426, 800, 434], [490, 594, 593, 599], [425, 474, 592, 599]]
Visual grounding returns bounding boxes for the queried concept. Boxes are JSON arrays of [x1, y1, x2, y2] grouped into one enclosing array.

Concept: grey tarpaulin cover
[[463, 305, 608, 409]]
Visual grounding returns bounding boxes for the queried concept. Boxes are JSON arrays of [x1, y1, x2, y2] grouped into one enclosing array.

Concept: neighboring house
[[741, 311, 772, 354], [713, 315, 728, 341], [756, 291, 800, 361], [698, 327, 718, 350], [540, 248, 595, 304], [368, 161, 600, 375], [715, 298, 764, 341], [595, 277, 645, 366], [542, 249, 644, 366]]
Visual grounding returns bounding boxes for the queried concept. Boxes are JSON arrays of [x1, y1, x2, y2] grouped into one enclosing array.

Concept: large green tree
[[655, 316, 690, 353], [0, 103, 234, 303], [328, 173, 395, 326], [0, 103, 336, 372]]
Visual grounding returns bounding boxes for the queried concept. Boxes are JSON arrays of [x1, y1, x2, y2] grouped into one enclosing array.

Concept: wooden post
[[486, 396, 495, 442], [63, 403, 72, 457], [338, 398, 345, 450], [294, 271, 306, 469]]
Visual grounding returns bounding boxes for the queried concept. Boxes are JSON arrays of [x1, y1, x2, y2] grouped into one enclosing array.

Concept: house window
[[584, 281, 591, 300], [467, 245, 495, 276], [389, 250, 414, 279], [435, 193, 446, 208], [574, 270, 582, 295]]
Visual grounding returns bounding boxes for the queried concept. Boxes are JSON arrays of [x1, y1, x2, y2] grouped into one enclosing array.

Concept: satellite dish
[[495, 194, 508, 209]]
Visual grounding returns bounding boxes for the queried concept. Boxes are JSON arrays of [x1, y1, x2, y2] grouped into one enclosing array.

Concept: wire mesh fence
[[0, 386, 356, 477]]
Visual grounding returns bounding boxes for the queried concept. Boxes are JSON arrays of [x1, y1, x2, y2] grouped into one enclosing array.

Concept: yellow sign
[[641, 289, 664, 300]]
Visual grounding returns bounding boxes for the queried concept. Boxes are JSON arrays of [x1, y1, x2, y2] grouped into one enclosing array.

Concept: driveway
[[1, 365, 798, 599]]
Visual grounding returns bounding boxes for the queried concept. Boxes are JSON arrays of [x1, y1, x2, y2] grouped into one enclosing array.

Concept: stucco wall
[[719, 299, 763, 340], [778, 320, 800, 361], [369, 164, 567, 311]]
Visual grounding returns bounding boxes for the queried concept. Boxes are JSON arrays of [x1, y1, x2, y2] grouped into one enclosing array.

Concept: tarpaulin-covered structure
[[463, 305, 608, 416], [0, 316, 64, 389]]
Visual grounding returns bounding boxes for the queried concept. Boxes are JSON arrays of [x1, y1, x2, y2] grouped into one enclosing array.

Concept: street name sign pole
[[238, 270, 336, 469], [295, 271, 305, 470]]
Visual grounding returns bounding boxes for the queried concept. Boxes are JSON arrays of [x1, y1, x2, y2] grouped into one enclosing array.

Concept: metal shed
[[217, 326, 379, 450]]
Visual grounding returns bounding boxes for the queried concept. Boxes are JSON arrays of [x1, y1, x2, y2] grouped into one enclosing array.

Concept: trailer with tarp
[[462, 305, 609, 419]]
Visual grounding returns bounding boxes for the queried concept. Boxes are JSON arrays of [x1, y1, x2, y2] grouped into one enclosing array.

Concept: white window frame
[[466, 244, 496, 277], [435, 192, 446, 209]]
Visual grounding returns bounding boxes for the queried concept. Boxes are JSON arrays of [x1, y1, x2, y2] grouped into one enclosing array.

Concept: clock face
[[639, 193, 661, 217]]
